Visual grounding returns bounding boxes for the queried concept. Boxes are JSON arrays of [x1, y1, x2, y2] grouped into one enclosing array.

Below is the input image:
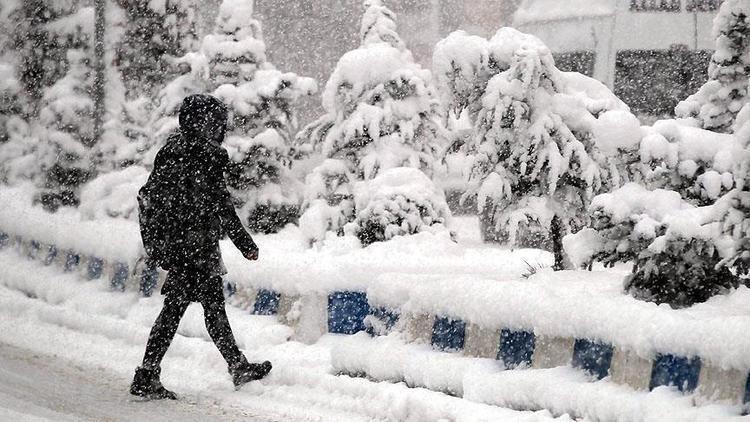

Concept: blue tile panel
[[253, 289, 281, 316], [110, 262, 128, 291], [223, 280, 237, 299], [649, 354, 701, 393], [366, 307, 400, 336], [43, 244, 57, 265], [499, 329, 536, 369], [139, 260, 158, 297], [328, 291, 369, 334], [64, 252, 80, 272], [28, 240, 40, 258], [572, 338, 614, 380], [431, 316, 466, 352], [87, 257, 104, 280]]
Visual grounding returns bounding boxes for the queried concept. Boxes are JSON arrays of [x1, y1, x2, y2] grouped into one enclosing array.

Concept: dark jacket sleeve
[[210, 148, 258, 255]]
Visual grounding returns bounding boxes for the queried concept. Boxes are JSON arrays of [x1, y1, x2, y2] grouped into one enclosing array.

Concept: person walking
[[131, 94, 271, 400]]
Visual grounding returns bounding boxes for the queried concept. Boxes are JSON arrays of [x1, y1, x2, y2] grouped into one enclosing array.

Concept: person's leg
[[202, 297, 244, 367], [202, 295, 272, 387], [141, 294, 190, 369]]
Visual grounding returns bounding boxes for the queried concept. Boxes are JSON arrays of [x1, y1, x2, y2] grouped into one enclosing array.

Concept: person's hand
[[244, 249, 259, 261]]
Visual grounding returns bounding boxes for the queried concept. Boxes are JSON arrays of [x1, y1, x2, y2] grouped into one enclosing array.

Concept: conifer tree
[[453, 28, 638, 269], [37, 49, 96, 210], [297, 0, 450, 245], [114, 0, 198, 99], [677, 0, 750, 132]]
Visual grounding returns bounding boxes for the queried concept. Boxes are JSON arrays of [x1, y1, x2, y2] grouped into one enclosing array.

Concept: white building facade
[[514, 0, 722, 117]]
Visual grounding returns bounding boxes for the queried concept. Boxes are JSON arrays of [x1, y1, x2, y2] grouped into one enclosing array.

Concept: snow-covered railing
[[1, 186, 748, 415]]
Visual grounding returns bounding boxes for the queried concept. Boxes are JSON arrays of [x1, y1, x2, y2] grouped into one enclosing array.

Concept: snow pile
[[0, 185, 143, 261], [296, 0, 449, 246], [640, 119, 743, 204], [593, 110, 643, 156], [78, 165, 149, 221], [0, 63, 19, 95]]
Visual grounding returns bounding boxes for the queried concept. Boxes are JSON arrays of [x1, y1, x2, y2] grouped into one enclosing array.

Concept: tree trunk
[[91, 0, 106, 146], [551, 214, 566, 271]]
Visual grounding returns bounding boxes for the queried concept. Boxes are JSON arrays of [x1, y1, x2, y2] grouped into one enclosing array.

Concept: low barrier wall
[[1, 220, 748, 415]]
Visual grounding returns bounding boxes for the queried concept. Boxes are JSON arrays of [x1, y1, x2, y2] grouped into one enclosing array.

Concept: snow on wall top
[[513, 0, 616, 26]]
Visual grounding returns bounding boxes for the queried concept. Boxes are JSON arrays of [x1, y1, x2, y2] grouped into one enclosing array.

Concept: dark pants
[[141, 288, 244, 371]]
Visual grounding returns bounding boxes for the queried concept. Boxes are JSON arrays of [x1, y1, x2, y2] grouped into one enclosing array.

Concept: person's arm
[[211, 150, 259, 259]]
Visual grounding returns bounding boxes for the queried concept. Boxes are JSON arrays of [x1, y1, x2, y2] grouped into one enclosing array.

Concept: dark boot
[[229, 358, 272, 388], [130, 366, 177, 400]]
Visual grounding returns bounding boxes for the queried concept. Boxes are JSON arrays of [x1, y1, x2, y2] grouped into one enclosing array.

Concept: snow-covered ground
[[0, 244, 570, 422]]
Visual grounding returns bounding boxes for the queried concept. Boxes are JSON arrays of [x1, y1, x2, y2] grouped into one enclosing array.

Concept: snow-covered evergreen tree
[[296, 0, 450, 245], [145, 0, 316, 232], [36, 49, 96, 210], [0, 63, 22, 144], [449, 28, 639, 269], [676, 0, 750, 132], [114, 0, 198, 99], [146, 52, 209, 163], [205, 0, 316, 233], [10, 0, 93, 115], [0, 61, 35, 185]]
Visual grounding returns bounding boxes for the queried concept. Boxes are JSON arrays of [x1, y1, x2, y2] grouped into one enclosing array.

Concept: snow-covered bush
[[439, 27, 639, 268], [224, 129, 304, 233], [719, 153, 750, 275], [565, 183, 740, 307], [296, 0, 449, 245], [676, 0, 750, 132], [353, 168, 452, 245], [298, 159, 356, 245], [36, 49, 95, 210]]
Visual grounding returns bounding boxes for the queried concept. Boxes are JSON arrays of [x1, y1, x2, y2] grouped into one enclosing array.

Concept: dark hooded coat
[[146, 94, 257, 302]]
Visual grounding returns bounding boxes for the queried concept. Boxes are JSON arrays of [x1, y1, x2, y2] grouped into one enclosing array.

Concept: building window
[[614, 47, 711, 117], [553, 51, 596, 77], [630, 0, 682, 12], [686, 0, 723, 11]]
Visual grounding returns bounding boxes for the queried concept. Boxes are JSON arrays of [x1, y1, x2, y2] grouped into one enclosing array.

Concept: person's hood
[[178, 94, 228, 145]]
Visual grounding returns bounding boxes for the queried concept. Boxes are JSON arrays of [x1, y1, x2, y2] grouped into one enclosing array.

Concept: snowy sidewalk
[[0, 342, 276, 422], [0, 248, 566, 422]]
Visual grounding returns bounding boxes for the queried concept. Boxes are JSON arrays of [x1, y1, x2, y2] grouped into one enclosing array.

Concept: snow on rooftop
[[513, 0, 616, 26]]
